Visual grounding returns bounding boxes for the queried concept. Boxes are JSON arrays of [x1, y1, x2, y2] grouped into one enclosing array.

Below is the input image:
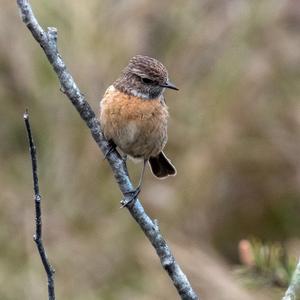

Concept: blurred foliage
[[237, 238, 297, 288], [1, 0, 300, 299]]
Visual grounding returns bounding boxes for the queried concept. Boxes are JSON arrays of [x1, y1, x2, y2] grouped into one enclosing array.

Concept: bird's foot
[[122, 154, 127, 163], [120, 187, 141, 208], [103, 143, 116, 160]]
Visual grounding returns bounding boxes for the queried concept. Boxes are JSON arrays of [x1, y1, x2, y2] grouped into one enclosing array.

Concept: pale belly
[[113, 119, 167, 159]]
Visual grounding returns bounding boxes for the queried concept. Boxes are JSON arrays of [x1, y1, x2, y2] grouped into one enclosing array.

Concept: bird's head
[[114, 55, 178, 99]]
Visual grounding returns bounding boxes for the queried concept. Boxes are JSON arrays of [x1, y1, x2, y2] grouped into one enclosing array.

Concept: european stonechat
[[99, 55, 178, 204]]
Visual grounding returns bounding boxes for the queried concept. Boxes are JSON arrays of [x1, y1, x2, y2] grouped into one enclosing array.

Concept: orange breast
[[99, 85, 169, 159]]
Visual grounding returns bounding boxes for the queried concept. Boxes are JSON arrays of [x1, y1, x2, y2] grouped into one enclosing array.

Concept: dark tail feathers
[[149, 152, 176, 179]]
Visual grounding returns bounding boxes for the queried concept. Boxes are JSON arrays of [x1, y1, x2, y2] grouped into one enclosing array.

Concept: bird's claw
[[103, 143, 115, 160], [120, 187, 141, 208]]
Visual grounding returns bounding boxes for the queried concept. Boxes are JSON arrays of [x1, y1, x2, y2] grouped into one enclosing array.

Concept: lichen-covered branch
[[282, 258, 300, 300], [17, 1, 199, 299], [24, 110, 55, 300]]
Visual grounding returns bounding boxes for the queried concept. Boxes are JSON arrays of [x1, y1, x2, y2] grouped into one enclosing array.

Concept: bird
[[99, 55, 178, 205]]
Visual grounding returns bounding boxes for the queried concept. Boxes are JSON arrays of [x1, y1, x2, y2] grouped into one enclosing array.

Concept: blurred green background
[[1, 0, 300, 299]]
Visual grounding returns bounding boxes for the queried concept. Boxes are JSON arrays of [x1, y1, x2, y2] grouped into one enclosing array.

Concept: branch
[[17, 1, 199, 299], [24, 110, 55, 300], [282, 258, 300, 300]]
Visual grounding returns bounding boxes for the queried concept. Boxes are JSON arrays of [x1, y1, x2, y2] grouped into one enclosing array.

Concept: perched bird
[[99, 55, 178, 204]]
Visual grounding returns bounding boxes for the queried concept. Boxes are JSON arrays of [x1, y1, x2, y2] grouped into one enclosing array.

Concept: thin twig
[[24, 110, 55, 300], [282, 258, 300, 300], [17, 1, 199, 299]]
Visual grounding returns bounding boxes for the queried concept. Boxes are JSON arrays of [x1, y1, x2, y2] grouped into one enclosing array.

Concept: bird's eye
[[141, 77, 154, 84]]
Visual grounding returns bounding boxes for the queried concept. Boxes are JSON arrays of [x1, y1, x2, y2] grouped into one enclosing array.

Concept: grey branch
[[17, 1, 199, 299], [282, 258, 300, 300], [24, 110, 55, 300]]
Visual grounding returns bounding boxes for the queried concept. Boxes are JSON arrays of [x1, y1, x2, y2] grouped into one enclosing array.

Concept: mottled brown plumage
[[114, 55, 170, 100], [99, 55, 178, 203]]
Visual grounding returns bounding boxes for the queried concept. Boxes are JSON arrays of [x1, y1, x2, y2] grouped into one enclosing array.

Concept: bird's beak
[[160, 80, 179, 91]]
